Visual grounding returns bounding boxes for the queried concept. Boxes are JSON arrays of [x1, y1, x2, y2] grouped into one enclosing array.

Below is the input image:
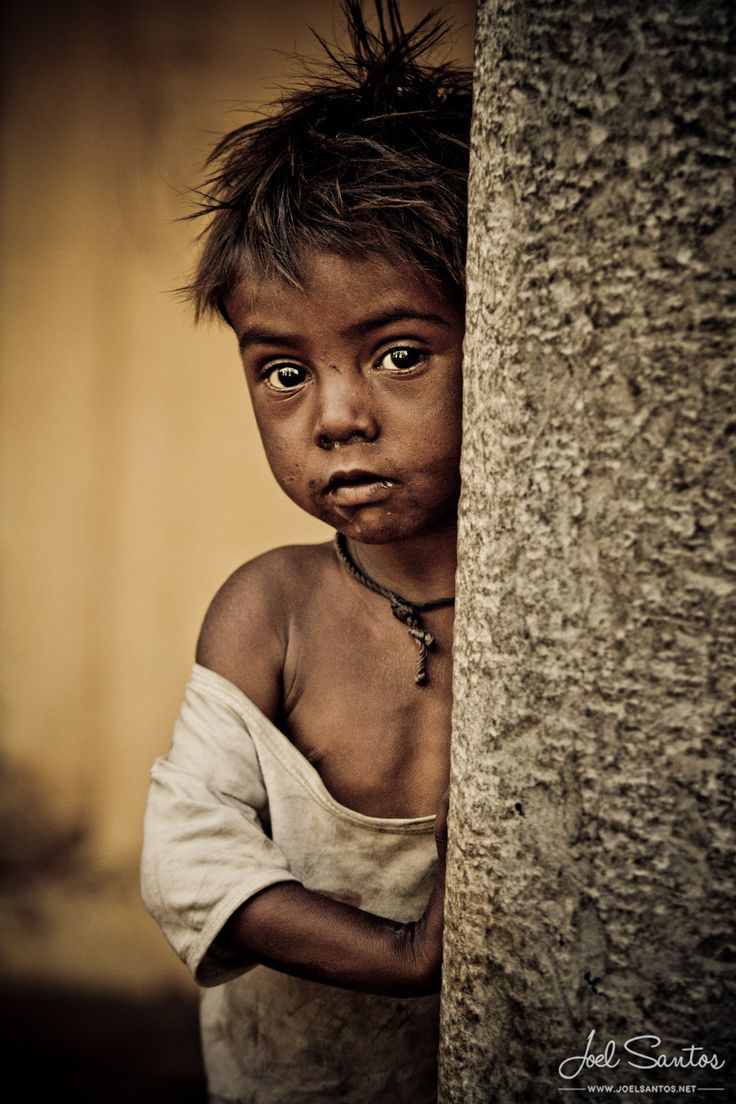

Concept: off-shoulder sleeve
[[140, 666, 300, 987]]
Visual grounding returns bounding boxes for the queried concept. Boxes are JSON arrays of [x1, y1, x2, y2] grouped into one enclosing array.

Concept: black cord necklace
[[334, 532, 455, 686]]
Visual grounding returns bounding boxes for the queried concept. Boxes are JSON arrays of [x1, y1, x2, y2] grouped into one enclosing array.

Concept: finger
[[434, 788, 450, 858], [435, 787, 450, 829]]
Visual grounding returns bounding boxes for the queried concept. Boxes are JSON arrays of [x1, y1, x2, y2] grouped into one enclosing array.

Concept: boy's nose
[[313, 375, 379, 449]]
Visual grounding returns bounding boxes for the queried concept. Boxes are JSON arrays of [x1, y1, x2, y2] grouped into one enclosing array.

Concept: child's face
[[224, 249, 464, 545]]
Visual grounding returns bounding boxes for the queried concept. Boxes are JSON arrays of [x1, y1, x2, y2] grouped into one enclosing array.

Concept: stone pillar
[[440, 2, 735, 1100]]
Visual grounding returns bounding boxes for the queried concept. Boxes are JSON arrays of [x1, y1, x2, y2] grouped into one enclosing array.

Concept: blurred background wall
[[0, 0, 475, 1098]]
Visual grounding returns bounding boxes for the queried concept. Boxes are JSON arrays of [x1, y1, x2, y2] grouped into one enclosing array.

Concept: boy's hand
[[403, 788, 449, 994], [434, 786, 449, 867]]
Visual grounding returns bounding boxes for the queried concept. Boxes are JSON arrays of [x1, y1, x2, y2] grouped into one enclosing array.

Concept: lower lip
[[326, 480, 396, 506]]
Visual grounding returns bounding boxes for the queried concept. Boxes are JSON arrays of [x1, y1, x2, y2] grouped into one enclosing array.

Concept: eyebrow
[[344, 308, 451, 337], [238, 328, 299, 351], [237, 309, 450, 352]]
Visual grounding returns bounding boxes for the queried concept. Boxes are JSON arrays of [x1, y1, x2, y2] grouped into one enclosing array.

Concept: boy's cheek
[[254, 434, 330, 520], [249, 405, 299, 469], [260, 442, 309, 501]]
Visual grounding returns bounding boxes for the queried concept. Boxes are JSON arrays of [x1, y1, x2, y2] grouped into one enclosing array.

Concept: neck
[[345, 520, 458, 604]]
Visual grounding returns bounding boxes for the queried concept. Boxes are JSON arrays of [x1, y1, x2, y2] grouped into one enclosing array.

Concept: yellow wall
[[1, 0, 475, 995]]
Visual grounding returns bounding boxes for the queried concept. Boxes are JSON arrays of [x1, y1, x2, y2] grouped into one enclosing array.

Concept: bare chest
[[280, 598, 454, 818]]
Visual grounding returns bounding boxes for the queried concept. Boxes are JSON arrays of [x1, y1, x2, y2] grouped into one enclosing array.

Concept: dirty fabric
[[141, 663, 440, 1103]]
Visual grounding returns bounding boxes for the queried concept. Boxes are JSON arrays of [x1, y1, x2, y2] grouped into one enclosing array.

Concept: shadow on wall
[[0, 751, 206, 1100]]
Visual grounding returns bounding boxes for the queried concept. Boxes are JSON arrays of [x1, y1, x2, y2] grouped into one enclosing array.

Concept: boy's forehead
[[225, 249, 458, 331]]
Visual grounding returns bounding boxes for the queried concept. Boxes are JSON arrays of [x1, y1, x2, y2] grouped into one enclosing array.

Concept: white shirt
[[141, 663, 440, 1103]]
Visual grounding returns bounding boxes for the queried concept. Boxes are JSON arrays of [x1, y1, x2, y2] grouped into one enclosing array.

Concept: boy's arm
[[219, 792, 448, 997], [193, 550, 448, 997]]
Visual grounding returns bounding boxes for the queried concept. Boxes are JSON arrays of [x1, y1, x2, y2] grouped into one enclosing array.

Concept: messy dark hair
[[186, 0, 472, 322]]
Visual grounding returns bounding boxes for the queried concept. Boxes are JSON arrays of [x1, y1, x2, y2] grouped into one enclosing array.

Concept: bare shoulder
[[195, 541, 335, 718]]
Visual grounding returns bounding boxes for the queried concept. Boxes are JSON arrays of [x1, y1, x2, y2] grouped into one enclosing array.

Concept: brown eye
[[376, 347, 426, 372], [265, 363, 309, 390]]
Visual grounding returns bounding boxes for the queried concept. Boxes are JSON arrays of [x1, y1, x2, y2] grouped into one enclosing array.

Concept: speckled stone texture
[[439, 2, 735, 1100]]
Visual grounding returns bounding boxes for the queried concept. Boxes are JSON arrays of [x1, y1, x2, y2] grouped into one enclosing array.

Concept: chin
[[332, 509, 453, 545]]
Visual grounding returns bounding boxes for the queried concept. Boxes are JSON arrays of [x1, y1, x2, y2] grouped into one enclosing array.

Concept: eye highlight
[[263, 363, 309, 391], [375, 346, 428, 372]]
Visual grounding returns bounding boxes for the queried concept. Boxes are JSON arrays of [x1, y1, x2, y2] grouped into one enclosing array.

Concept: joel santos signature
[[558, 1029, 726, 1082]]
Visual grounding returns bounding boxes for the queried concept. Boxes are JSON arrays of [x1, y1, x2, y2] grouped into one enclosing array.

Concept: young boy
[[141, 3, 472, 1101]]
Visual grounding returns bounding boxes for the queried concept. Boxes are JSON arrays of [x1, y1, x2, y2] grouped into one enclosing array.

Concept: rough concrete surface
[[440, 2, 735, 1100]]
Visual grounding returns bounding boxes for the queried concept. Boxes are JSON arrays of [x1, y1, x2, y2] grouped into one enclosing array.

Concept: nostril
[[317, 434, 368, 450]]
